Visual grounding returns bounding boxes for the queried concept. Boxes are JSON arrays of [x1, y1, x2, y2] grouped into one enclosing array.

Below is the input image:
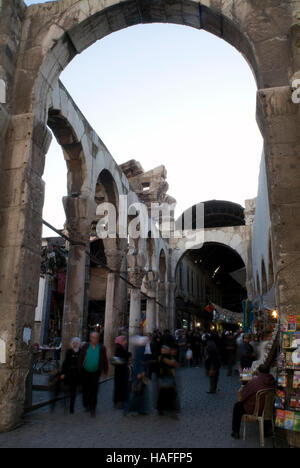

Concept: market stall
[[275, 315, 300, 445]]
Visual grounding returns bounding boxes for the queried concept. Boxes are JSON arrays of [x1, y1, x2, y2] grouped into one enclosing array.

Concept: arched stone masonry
[[1, 0, 300, 432]]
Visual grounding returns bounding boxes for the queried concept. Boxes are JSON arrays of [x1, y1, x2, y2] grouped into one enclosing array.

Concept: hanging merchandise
[[275, 314, 300, 437], [242, 299, 253, 332]]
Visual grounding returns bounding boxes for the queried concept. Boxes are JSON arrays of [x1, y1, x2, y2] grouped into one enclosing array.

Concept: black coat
[[114, 344, 131, 404], [206, 340, 221, 371], [239, 342, 255, 369], [61, 349, 80, 383]]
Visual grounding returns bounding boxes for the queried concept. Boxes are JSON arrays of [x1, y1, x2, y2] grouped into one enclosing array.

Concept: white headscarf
[[71, 337, 81, 352]]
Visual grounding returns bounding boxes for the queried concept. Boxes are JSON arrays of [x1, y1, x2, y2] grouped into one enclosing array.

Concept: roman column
[[62, 196, 94, 354]]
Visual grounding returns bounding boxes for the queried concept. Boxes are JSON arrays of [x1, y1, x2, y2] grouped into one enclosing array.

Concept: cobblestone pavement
[[0, 367, 275, 448]]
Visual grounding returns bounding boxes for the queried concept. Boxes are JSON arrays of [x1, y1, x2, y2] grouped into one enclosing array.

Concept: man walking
[[79, 332, 108, 416], [238, 334, 256, 371]]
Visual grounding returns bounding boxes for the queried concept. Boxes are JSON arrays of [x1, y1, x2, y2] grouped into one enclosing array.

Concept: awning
[[262, 285, 276, 311], [212, 303, 243, 324]]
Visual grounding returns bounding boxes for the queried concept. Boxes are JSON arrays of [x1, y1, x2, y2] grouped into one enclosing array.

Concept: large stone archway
[[174, 240, 247, 319], [1, 0, 300, 431]]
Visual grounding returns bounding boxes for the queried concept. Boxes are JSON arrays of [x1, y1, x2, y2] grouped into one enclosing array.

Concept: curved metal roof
[[176, 200, 245, 230]]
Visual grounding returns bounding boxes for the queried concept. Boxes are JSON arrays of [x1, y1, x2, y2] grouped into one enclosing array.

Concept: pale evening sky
[[25, 0, 263, 237]]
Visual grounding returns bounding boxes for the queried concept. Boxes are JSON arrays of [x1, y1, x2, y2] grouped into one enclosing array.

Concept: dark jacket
[[115, 343, 130, 361], [239, 342, 255, 368], [79, 343, 108, 375], [114, 344, 131, 405], [61, 348, 80, 382], [225, 335, 237, 351], [241, 373, 276, 415], [149, 341, 160, 360], [206, 340, 221, 370]]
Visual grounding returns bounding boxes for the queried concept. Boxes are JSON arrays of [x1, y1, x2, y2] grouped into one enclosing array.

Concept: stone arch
[[48, 82, 92, 197], [175, 240, 245, 273], [95, 169, 119, 214], [173, 226, 248, 276], [178, 262, 183, 291], [24, 0, 286, 126], [94, 169, 119, 254], [159, 249, 167, 283], [49, 81, 130, 203], [0, 0, 297, 432], [94, 168, 129, 267], [47, 110, 86, 196], [145, 232, 157, 272], [175, 241, 246, 312], [16, 0, 293, 134]]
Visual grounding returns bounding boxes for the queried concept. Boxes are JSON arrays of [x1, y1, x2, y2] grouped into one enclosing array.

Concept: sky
[[25, 0, 263, 238]]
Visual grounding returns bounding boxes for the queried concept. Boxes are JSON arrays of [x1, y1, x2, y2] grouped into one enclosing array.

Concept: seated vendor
[[231, 365, 276, 439]]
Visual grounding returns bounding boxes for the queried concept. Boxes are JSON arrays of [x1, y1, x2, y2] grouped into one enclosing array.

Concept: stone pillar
[[156, 281, 168, 330], [103, 247, 127, 365], [129, 288, 142, 337], [146, 295, 156, 334], [257, 86, 300, 324], [167, 281, 177, 333], [144, 272, 157, 334], [62, 196, 94, 354], [0, 114, 51, 432], [127, 245, 146, 339], [257, 85, 300, 448]]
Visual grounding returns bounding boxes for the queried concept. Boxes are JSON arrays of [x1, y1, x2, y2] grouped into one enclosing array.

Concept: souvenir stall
[[275, 315, 300, 446], [250, 285, 277, 339], [239, 322, 280, 383]]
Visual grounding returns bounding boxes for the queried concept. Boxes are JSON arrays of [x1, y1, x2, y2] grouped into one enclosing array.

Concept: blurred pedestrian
[[186, 343, 193, 367], [144, 333, 159, 379], [125, 336, 150, 416], [178, 333, 187, 366], [238, 334, 256, 371], [79, 332, 108, 417], [161, 329, 175, 348], [225, 332, 237, 376], [205, 336, 221, 394], [60, 337, 81, 414], [157, 345, 179, 417], [113, 335, 131, 410], [192, 332, 202, 367]]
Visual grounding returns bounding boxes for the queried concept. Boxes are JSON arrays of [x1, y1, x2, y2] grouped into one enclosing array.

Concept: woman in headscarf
[[61, 337, 81, 414], [125, 335, 150, 416], [157, 345, 180, 417], [113, 335, 131, 409]]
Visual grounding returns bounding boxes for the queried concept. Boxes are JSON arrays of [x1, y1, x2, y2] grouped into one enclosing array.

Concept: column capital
[[127, 247, 146, 288], [106, 249, 125, 271], [128, 268, 145, 289], [63, 196, 95, 245], [143, 271, 158, 297], [257, 86, 298, 119], [256, 86, 300, 146]]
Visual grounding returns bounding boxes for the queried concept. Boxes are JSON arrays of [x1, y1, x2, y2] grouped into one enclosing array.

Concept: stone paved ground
[[0, 367, 276, 448]]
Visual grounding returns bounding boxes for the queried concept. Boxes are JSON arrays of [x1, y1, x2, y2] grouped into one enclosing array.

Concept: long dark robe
[[113, 344, 130, 405], [126, 345, 150, 414], [157, 354, 178, 413]]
